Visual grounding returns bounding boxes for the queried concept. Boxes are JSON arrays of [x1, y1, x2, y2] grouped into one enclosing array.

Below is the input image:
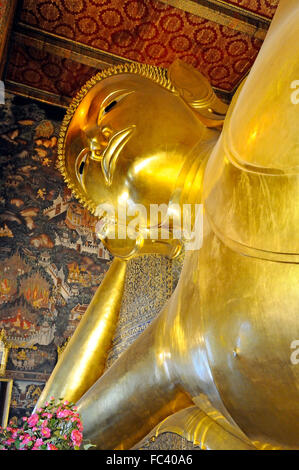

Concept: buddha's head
[[58, 60, 226, 259]]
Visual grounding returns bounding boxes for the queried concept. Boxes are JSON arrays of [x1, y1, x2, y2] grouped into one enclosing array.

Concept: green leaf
[[83, 443, 96, 450]]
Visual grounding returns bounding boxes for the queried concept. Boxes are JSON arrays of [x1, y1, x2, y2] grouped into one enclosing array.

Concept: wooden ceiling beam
[[5, 23, 136, 107], [5, 79, 71, 108], [159, 0, 270, 39], [13, 22, 132, 70]]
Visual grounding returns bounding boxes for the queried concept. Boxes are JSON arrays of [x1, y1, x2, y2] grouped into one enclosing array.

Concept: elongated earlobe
[[168, 59, 228, 127]]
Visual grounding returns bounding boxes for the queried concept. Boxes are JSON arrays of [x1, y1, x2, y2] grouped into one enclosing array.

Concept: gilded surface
[[39, 0, 299, 451]]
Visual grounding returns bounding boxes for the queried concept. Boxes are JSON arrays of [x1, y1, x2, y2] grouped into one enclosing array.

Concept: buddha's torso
[[158, 3, 299, 446], [159, 216, 299, 449]]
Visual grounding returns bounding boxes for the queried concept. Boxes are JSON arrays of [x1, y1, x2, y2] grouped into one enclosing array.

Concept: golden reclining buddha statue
[[35, 0, 299, 450]]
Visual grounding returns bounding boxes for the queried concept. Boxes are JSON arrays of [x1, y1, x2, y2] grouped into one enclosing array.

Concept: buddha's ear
[[168, 59, 228, 127]]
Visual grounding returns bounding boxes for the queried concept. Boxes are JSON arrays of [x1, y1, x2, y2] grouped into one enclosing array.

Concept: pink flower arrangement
[[0, 397, 93, 450]]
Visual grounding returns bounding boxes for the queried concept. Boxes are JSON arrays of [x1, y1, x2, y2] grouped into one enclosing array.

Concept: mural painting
[[0, 93, 111, 423]]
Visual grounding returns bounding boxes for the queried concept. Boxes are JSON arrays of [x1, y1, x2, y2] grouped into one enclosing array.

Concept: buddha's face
[[63, 72, 205, 257]]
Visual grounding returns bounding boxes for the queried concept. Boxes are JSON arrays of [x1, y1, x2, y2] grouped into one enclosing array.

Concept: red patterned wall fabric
[[6, 43, 98, 98], [19, 0, 262, 91], [223, 0, 279, 18]]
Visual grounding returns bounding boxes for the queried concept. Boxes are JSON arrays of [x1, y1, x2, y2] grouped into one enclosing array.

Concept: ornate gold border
[[0, 378, 13, 428], [0, 329, 10, 377]]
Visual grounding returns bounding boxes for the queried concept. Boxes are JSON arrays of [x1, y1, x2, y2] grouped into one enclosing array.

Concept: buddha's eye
[[79, 160, 85, 175], [79, 154, 87, 186], [99, 91, 134, 124], [76, 149, 89, 188], [103, 100, 117, 115]]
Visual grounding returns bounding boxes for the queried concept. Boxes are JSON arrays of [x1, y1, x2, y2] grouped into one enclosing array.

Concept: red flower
[[33, 438, 44, 449], [32, 438, 44, 450], [41, 427, 51, 438], [47, 444, 58, 450], [27, 413, 39, 427], [57, 409, 72, 418], [4, 438, 14, 445], [22, 434, 33, 446], [71, 429, 83, 447]]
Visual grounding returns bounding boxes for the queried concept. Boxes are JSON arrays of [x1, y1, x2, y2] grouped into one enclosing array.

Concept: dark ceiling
[[2, 0, 279, 107]]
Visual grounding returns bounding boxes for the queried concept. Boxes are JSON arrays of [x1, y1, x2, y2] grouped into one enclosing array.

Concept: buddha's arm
[[76, 313, 193, 450], [35, 258, 127, 409]]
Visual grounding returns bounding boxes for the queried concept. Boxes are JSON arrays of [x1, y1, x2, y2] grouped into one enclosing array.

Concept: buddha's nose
[[89, 139, 103, 161], [89, 127, 113, 161]]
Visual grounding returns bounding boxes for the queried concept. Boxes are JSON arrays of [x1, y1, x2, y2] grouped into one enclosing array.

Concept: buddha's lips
[[101, 126, 136, 186]]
